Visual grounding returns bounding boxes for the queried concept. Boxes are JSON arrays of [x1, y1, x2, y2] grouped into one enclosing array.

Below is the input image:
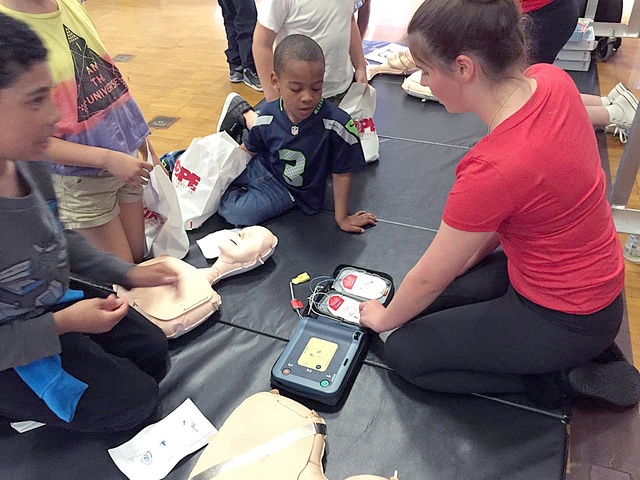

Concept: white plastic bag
[[143, 162, 189, 259], [172, 132, 251, 230], [339, 83, 379, 163]]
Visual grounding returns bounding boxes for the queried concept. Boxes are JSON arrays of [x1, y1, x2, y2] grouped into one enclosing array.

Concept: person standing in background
[[253, 0, 368, 104], [521, 0, 579, 64], [356, 0, 372, 38], [217, 0, 263, 91], [0, 0, 162, 264]]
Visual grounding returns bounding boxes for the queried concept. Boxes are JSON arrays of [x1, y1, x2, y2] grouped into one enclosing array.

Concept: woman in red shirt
[[359, 0, 640, 407]]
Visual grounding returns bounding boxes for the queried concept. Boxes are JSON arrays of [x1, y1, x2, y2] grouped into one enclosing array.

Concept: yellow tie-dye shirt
[[0, 0, 149, 175]]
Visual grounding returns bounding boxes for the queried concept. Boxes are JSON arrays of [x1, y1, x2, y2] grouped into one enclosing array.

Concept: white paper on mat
[[10, 420, 46, 433], [364, 42, 406, 64], [108, 398, 217, 480], [196, 228, 241, 259]]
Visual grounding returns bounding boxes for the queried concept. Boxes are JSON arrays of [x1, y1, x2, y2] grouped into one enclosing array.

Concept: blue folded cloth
[[13, 288, 88, 423], [14, 355, 88, 422], [57, 288, 85, 304]]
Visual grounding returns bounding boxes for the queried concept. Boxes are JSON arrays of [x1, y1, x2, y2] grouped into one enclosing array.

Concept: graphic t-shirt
[[244, 98, 366, 214], [0, 0, 150, 176], [0, 161, 132, 371]]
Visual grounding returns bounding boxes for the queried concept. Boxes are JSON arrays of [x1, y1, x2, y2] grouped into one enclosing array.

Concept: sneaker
[[216, 92, 253, 144], [609, 89, 638, 129], [243, 68, 263, 92], [605, 124, 629, 143], [605, 89, 638, 143], [568, 361, 640, 407], [606, 82, 633, 103], [229, 68, 243, 83], [592, 342, 628, 364]]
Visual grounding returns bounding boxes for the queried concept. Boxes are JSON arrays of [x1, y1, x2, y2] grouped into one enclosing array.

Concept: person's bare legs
[[582, 86, 639, 129], [584, 105, 612, 126], [581, 93, 608, 106], [118, 200, 146, 263], [77, 216, 135, 263]]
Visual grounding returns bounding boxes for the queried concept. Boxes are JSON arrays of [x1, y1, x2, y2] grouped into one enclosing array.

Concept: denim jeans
[[217, 0, 257, 71], [218, 157, 295, 226]]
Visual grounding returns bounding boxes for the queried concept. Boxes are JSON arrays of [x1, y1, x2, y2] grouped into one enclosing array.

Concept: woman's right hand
[[103, 150, 151, 188], [53, 294, 128, 335]]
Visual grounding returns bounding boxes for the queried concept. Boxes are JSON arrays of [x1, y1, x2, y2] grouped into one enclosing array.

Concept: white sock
[[601, 96, 613, 106]]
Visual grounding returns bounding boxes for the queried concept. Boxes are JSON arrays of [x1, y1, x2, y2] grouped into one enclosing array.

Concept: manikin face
[[218, 226, 277, 265], [0, 62, 59, 163], [271, 59, 324, 125]]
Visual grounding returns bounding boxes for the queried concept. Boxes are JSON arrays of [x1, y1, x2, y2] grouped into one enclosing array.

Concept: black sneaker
[[568, 361, 640, 407], [243, 68, 263, 92], [229, 67, 243, 83], [592, 342, 628, 364], [216, 93, 253, 144]]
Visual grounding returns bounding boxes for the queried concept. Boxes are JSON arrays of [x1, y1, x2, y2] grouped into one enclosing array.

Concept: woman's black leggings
[[527, 0, 580, 64], [384, 251, 623, 394]]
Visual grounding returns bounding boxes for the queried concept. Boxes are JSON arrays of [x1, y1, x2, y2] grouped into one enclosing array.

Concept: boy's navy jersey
[[244, 98, 366, 214]]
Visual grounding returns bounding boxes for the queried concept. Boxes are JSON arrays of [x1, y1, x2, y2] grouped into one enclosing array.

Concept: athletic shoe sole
[[216, 92, 241, 133], [569, 361, 640, 407], [243, 78, 263, 92]]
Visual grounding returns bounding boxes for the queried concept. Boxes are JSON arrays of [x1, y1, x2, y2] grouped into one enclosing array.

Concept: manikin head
[[271, 34, 325, 125], [0, 13, 59, 164], [208, 226, 278, 283], [405, 0, 528, 113]]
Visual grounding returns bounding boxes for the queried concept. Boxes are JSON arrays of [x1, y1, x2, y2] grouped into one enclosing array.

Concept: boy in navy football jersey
[[217, 34, 376, 233]]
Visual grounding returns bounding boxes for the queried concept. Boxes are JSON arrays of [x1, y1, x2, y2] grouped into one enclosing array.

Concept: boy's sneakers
[[243, 68, 262, 92], [217, 93, 253, 144], [229, 67, 243, 83], [605, 89, 638, 143], [568, 361, 640, 407]]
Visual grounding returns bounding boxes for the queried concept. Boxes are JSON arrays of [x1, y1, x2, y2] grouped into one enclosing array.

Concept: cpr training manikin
[[115, 226, 278, 338]]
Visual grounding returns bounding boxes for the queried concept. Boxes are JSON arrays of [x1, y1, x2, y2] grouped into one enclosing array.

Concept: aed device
[[271, 265, 394, 406]]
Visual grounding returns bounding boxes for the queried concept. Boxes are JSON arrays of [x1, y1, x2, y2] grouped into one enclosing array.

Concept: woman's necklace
[[486, 83, 521, 134]]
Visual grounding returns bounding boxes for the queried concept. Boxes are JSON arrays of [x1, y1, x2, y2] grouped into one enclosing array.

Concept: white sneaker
[[605, 88, 638, 132], [604, 91, 638, 143], [604, 124, 629, 143], [607, 82, 634, 103]]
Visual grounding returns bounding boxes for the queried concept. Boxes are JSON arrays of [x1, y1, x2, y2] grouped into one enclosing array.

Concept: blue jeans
[[218, 157, 295, 226]]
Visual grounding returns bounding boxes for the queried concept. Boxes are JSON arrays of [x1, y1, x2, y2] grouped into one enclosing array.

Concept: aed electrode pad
[[316, 291, 362, 325], [334, 267, 391, 301]]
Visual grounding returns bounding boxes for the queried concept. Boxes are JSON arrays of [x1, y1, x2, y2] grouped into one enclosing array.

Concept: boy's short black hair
[[273, 34, 324, 76], [0, 13, 48, 89]]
